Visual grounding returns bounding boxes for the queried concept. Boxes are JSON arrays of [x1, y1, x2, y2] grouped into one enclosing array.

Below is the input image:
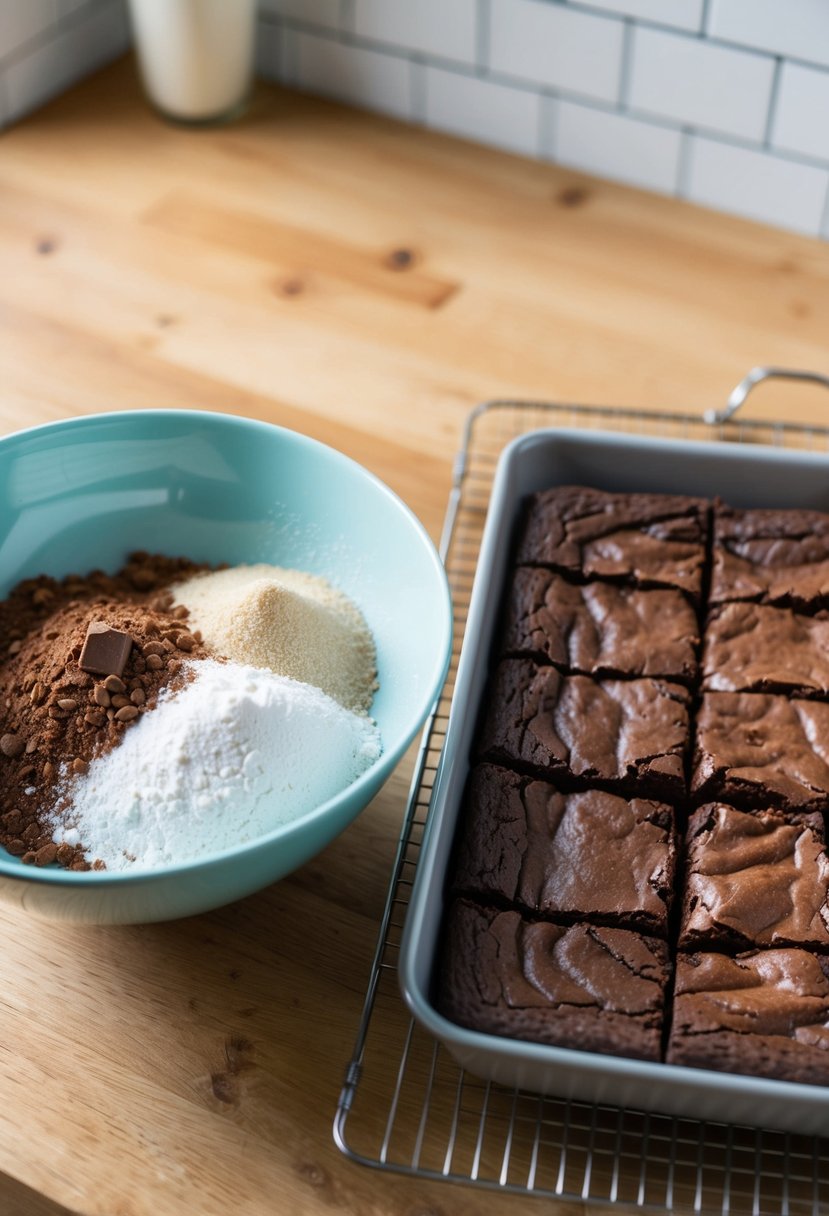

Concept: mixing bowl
[[0, 410, 452, 923]]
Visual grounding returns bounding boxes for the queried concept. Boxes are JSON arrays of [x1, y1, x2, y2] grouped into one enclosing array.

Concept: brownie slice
[[439, 899, 670, 1062], [711, 504, 829, 613], [453, 764, 676, 937], [479, 658, 690, 800], [516, 486, 709, 602], [502, 568, 699, 683], [703, 602, 829, 698], [678, 804, 829, 951], [667, 949, 829, 1086], [692, 692, 829, 813]]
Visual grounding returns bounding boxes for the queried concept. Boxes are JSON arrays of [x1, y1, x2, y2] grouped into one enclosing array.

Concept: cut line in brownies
[[436, 485, 829, 1089]]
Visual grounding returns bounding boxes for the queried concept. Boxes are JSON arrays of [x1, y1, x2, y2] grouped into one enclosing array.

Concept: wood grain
[[1, 56, 829, 1216]]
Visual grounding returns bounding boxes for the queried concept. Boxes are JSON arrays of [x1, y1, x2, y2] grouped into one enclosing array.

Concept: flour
[[51, 659, 382, 870]]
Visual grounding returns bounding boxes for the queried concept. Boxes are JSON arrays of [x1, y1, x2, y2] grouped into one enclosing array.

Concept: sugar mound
[[51, 659, 382, 870], [170, 564, 377, 714]]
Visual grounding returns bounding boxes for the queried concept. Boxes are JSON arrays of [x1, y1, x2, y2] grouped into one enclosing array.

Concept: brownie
[[692, 692, 829, 813], [711, 504, 829, 613], [678, 804, 829, 952], [478, 658, 690, 800], [666, 949, 829, 1086], [453, 764, 676, 936], [502, 568, 699, 683], [439, 899, 670, 1062], [702, 601, 829, 698], [516, 485, 709, 601]]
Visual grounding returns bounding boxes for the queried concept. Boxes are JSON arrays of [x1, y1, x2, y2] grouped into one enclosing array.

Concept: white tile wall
[[354, 0, 477, 67], [284, 29, 412, 121], [555, 101, 682, 194], [707, 0, 829, 72], [773, 62, 829, 164], [571, 0, 703, 32], [424, 66, 540, 156], [629, 27, 775, 141], [687, 137, 829, 236], [488, 0, 624, 104], [0, 0, 127, 128], [5, 0, 829, 240]]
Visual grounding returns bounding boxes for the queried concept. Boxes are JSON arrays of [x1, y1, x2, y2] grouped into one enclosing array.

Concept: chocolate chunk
[[78, 621, 134, 678]]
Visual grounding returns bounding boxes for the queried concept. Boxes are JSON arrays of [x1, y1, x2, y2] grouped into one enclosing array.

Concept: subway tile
[[556, 101, 682, 193], [424, 66, 540, 156], [0, 0, 57, 59], [355, 0, 476, 65], [629, 25, 775, 141], [258, 0, 341, 32], [772, 62, 829, 164], [287, 30, 412, 120], [575, 0, 703, 32], [489, 0, 623, 104], [5, 0, 128, 122], [687, 136, 829, 236], [708, 0, 829, 71]]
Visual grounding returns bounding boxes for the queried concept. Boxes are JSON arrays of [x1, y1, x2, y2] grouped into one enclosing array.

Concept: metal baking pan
[[399, 426, 829, 1138]]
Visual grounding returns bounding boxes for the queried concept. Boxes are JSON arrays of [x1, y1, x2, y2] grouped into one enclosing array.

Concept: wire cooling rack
[[333, 369, 829, 1214]]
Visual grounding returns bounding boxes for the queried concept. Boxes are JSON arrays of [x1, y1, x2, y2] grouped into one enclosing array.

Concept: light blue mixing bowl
[[0, 410, 452, 923]]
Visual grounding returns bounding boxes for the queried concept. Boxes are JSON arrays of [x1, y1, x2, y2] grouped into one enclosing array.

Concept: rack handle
[[704, 366, 829, 425]]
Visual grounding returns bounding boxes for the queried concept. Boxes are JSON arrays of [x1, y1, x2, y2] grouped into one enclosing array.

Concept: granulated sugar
[[170, 564, 377, 713], [51, 658, 382, 870]]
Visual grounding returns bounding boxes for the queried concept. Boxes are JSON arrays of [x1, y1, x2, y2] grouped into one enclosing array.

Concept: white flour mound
[[51, 659, 382, 870]]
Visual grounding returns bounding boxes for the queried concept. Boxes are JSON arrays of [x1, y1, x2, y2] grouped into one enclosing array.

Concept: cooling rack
[[333, 368, 829, 1214]]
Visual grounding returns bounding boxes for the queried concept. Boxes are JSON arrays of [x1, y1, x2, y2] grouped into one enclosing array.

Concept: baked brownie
[[516, 486, 708, 602], [711, 504, 829, 613], [439, 899, 670, 1062], [667, 949, 829, 1086], [678, 804, 829, 951], [453, 764, 676, 936], [702, 602, 829, 698], [502, 568, 699, 683], [478, 658, 690, 800], [692, 692, 829, 813]]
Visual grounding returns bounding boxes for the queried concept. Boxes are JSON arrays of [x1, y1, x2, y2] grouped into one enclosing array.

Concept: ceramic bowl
[[0, 411, 452, 923]]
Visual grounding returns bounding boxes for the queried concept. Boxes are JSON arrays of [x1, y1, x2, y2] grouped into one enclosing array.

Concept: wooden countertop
[[2, 57, 829, 1216]]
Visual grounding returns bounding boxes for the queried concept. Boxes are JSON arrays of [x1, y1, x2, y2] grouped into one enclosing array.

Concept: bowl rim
[[0, 408, 453, 885]]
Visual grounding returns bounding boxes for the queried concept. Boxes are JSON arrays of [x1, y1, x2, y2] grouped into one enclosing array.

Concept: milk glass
[[128, 0, 257, 125]]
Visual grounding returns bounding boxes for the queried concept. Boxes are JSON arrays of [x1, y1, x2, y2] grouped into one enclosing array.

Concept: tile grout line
[[617, 17, 635, 109], [762, 56, 784, 149]]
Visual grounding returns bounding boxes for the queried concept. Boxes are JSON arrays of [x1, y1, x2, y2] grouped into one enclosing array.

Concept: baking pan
[[399, 426, 829, 1138]]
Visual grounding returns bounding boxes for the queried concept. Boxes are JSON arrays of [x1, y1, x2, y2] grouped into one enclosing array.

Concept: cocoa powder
[[0, 554, 212, 870]]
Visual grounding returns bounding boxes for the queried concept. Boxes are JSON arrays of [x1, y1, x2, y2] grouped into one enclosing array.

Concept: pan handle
[[704, 366, 829, 425]]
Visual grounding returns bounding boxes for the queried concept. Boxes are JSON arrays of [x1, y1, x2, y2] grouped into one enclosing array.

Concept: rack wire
[[334, 372, 829, 1214]]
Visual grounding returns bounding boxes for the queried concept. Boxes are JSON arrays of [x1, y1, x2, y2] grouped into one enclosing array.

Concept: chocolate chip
[[79, 622, 134, 678], [93, 686, 111, 707], [114, 705, 139, 723], [0, 734, 25, 758], [175, 633, 196, 652], [56, 698, 78, 712], [104, 675, 126, 695], [72, 757, 88, 775]]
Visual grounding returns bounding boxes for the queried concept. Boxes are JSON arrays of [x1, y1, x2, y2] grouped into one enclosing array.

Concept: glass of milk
[[128, 0, 258, 125]]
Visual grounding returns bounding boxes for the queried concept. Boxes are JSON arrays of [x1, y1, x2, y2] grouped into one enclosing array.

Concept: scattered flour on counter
[[50, 658, 382, 871], [169, 563, 378, 713]]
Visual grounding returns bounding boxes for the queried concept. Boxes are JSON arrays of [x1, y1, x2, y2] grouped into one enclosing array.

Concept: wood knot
[[211, 1072, 237, 1104], [556, 185, 589, 208], [35, 236, 58, 255], [296, 1160, 329, 1189], [277, 276, 305, 296], [155, 314, 177, 328], [385, 247, 415, 270]]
